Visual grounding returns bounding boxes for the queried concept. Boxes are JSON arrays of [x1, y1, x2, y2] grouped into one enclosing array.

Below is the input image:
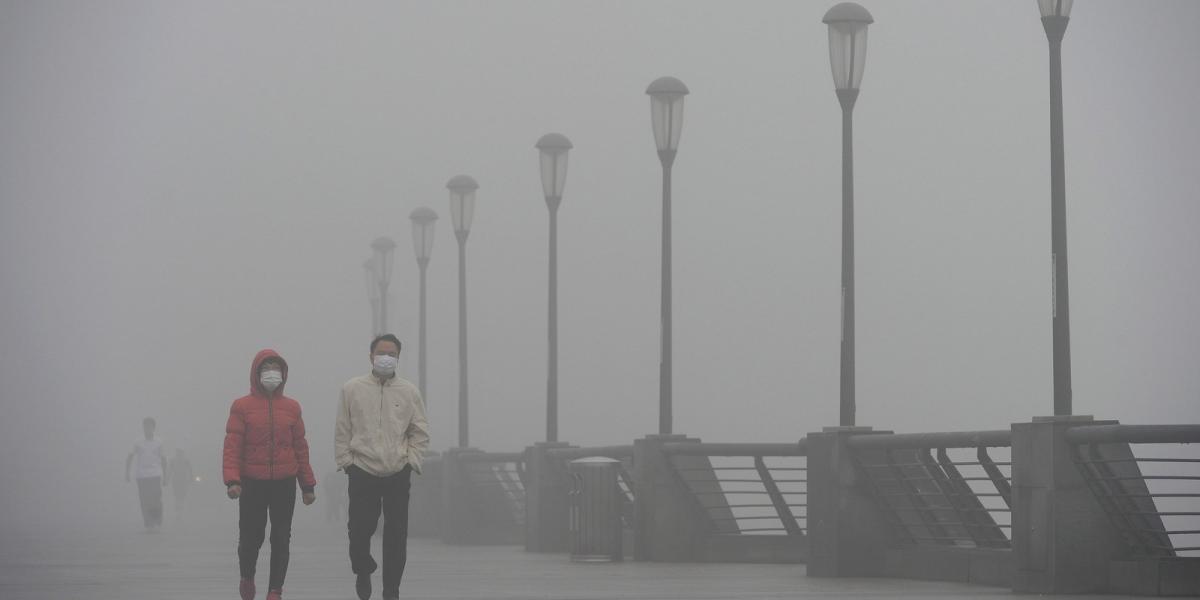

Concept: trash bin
[[568, 456, 623, 562]]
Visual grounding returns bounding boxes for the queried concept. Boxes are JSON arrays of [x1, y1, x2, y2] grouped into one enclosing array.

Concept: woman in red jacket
[[223, 349, 317, 600]]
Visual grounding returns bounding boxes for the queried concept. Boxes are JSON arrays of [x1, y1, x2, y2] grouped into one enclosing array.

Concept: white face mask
[[260, 370, 283, 392], [372, 354, 398, 376]]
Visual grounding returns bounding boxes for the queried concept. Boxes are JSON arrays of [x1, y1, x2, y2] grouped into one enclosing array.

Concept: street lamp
[[363, 257, 381, 336], [410, 207, 438, 404], [646, 76, 688, 436], [536, 132, 572, 443], [1038, 0, 1074, 416], [447, 174, 478, 448], [823, 2, 872, 427], [370, 237, 397, 334]]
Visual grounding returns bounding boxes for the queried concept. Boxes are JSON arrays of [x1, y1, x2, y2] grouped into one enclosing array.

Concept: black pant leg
[[347, 466, 382, 576], [147, 477, 162, 526], [238, 479, 270, 581], [380, 466, 412, 597], [136, 478, 154, 527], [136, 477, 163, 527], [266, 477, 297, 591]]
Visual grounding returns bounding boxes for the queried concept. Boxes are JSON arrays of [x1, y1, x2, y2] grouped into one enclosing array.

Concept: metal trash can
[[568, 456, 623, 562]]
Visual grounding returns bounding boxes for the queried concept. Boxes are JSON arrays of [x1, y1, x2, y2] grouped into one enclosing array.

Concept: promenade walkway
[[0, 519, 1140, 600]]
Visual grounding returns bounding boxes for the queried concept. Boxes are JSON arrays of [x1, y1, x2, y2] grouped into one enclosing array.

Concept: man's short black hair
[[370, 334, 402, 354], [143, 417, 156, 427]]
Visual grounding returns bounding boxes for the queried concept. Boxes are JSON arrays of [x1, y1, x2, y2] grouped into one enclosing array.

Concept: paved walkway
[[0, 518, 1145, 599]]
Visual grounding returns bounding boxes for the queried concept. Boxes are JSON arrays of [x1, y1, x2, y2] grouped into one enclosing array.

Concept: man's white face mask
[[260, 370, 283, 392], [372, 354, 398, 376]]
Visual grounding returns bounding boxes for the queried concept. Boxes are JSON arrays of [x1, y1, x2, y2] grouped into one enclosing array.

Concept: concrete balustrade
[[409, 417, 1199, 596], [632, 434, 710, 562], [805, 426, 891, 577], [524, 441, 575, 552], [1011, 415, 1126, 593]]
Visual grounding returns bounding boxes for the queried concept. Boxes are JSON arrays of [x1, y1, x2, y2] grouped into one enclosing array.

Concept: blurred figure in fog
[[224, 349, 316, 600], [169, 448, 194, 521], [125, 417, 167, 532], [335, 334, 429, 600]]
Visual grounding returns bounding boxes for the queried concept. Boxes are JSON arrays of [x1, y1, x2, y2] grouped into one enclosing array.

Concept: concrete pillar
[[806, 426, 892, 577], [524, 441, 574, 552], [632, 434, 707, 561], [1011, 415, 1125, 593], [408, 451, 442, 538], [440, 446, 482, 544]]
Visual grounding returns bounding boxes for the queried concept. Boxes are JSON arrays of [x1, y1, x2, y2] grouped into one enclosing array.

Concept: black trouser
[[136, 477, 163, 528], [347, 465, 411, 597], [238, 477, 296, 591]]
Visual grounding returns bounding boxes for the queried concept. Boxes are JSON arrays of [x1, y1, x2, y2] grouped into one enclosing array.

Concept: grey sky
[[1, 0, 1198, 533]]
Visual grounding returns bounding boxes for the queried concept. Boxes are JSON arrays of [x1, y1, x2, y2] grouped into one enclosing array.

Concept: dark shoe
[[239, 577, 255, 600], [355, 573, 371, 600]]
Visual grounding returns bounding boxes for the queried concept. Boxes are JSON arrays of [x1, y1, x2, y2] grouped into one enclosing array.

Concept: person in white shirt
[[335, 334, 429, 600], [125, 417, 168, 531]]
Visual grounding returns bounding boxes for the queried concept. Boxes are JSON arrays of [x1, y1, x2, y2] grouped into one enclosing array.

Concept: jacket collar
[[370, 372, 395, 385]]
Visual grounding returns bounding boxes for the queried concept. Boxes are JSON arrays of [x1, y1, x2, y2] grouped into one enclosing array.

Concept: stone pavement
[[0, 517, 1145, 600]]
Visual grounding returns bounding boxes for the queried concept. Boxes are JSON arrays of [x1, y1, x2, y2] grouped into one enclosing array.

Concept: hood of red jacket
[[250, 349, 289, 397]]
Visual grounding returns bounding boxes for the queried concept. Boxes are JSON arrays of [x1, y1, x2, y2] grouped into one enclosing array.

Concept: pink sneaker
[[265, 589, 282, 600], [239, 578, 255, 600]]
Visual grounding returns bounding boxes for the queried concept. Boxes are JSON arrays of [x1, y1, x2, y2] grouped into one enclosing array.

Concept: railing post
[[806, 426, 892, 577], [524, 441, 574, 552], [754, 455, 803, 537], [1011, 415, 1124, 593], [632, 434, 706, 561], [440, 446, 482, 544], [407, 451, 443, 538]]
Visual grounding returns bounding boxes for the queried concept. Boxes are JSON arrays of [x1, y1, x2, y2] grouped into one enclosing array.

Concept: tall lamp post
[[409, 207, 438, 403], [536, 133, 572, 443], [447, 175, 478, 448], [363, 257, 381, 336], [823, 3, 872, 427], [370, 237, 397, 334], [646, 76, 688, 436], [1039, 0, 1073, 416]]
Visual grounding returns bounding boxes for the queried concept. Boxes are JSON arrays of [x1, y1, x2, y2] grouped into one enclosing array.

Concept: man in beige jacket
[[335, 333, 429, 600]]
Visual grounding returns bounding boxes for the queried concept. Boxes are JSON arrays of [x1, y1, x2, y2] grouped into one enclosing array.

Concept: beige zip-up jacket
[[335, 373, 429, 476]]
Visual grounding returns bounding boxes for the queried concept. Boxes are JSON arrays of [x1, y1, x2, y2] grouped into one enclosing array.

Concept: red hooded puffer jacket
[[222, 349, 317, 491]]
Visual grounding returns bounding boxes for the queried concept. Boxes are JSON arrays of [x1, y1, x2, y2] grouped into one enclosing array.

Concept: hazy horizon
[[2, 0, 1198, 535]]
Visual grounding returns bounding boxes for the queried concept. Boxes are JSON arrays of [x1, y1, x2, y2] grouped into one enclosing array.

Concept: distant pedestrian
[[223, 349, 317, 600], [169, 448, 194, 521], [335, 333, 429, 600], [125, 417, 167, 531]]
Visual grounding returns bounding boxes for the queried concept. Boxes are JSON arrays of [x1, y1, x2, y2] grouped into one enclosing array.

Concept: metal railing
[[847, 430, 1013, 549], [458, 451, 527, 526], [1067, 424, 1200, 557], [662, 441, 807, 536]]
